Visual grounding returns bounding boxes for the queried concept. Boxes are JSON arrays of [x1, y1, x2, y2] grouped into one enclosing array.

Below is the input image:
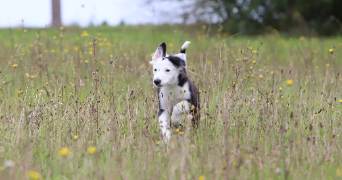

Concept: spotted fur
[[150, 41, 200, 141]]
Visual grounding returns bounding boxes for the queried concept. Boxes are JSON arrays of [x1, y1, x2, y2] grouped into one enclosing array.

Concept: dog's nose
[[154, 79, 161, 85]]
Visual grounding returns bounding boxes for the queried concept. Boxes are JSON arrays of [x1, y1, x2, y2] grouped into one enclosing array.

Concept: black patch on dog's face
[[168, 55, 186, 68]]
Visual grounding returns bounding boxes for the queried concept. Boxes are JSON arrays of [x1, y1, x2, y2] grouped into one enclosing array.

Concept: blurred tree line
[[193, 0, 342, 35]]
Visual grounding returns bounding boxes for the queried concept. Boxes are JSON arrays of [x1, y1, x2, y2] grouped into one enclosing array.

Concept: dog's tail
[[180, 41, 191, 53]]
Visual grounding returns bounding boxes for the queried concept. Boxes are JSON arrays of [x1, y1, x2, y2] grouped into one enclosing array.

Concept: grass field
[[0, 25, 342, 179]]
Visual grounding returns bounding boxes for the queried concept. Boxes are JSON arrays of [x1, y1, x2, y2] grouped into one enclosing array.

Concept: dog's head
[[150, 41, 190, 87]]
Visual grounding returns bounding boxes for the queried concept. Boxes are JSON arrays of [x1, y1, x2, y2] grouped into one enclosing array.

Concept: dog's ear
[[150, 42, 166, 64], [169, 54, 187, 68], [168, 55, 187, 68]]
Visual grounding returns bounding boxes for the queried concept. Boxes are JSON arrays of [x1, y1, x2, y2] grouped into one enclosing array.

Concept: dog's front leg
[[158, 109, 171, 141], [171, 100, 190, 127]]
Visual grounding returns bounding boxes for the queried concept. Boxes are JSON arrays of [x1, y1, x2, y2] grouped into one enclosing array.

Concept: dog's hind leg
[[171, 101, 190, 127]]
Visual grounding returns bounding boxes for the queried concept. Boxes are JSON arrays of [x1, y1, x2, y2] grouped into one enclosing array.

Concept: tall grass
[[0, 25, 342, 179]]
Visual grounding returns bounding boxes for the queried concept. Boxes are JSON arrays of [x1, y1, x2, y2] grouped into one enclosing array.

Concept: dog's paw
[[161, 130, 171, 143]]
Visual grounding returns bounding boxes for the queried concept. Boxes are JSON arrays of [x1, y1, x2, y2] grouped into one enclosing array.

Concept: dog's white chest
[[158, 82, 190, 109]]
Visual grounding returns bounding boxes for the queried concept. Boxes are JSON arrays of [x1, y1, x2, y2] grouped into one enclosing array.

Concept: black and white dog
[[150, 41, 200, 141]]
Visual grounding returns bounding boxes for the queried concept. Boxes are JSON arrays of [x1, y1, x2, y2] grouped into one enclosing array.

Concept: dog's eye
[[154, 69, 157, 71], [166, 69, 170, 72]]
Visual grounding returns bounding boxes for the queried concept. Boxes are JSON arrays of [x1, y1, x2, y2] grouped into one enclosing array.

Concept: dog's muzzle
[[154, 79, 161, 86]]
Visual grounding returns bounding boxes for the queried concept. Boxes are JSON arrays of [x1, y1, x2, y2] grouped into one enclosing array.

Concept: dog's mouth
[[154, 84, 163, 88]]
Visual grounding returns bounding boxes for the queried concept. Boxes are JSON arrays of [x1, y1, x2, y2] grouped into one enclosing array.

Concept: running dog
[[150, 41, 200, 140]]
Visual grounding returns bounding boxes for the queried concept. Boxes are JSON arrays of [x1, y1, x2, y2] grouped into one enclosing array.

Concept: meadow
[[0, 24, 342, 179]]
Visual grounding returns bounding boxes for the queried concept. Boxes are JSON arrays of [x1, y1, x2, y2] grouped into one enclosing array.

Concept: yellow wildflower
[[337, 167, 342, 177], [175, 128, 179, 132], [286, 79, 293, 86], [13, 64, 18, 68], [329, 49, 333, 53], [279, 87, 282, 91], [59, 147, 70, 157], [28, 171, 41, 180], [88, 146, 96, 154], [326, 64, 330, 67], [199, 176, 205, 180], [259, 75, 263, 78], [74, 135, 78, 140], [82, 31, 88, 37]]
